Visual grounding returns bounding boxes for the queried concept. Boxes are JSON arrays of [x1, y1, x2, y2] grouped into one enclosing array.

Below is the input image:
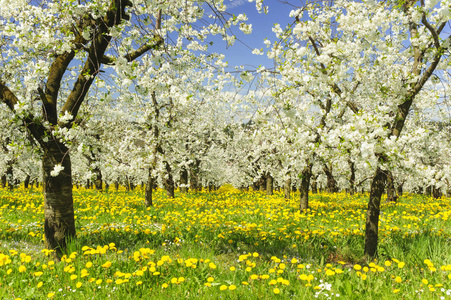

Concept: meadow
[[0, 186, 450, 299]]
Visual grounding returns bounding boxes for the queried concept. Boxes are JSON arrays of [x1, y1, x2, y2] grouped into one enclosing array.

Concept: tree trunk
[[432, 186, 441, 199], [397, 182, 403, 196], [259, 174, 266, 192], [163, 161, 174, 198], [180, 166, 188, 193], [1, 174, 6, 189], [349, 159, 356, 195], [386, 171, 397, 202], [252, 181, 259, 191], [145, 169, 154, 207], [114, 181, 119, 191], [300, 164, 312, 212], [364, 166, 387, 258], [93, 167, 103, 191], [189, 159, 200, 192], [311, 175, 318, 194], [284, 178, 291, 200], [323, 164, 338, 193], [266, 173, 273, 195], [24, 174, 31, 189], [425, 186, 432, 196], [42, 142, 75, 257]]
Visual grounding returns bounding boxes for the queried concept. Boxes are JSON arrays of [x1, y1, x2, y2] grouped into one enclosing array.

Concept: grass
[[0, 185, 450, 299]]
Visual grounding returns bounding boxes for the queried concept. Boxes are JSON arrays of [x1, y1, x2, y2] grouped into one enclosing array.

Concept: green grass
[[0, 186, 450, 299]]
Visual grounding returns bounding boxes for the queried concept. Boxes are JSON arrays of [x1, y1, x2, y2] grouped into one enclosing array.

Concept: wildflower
[[384, 261, 392, 267], [220, 285, 228, 291], [18, 265, 26, 272], [162, 283, 168, 289], [326, 269, 335, 276], [76, 282, 82, 288], [398, 262, 405, 269], [354, 264, 362, 271], [230, 266, 236, 271], [395, 276, 402, 283], [273, 288, 280, 294], [209, 262, 217, 269], [70, 275, 78, 280], [229, 285, 236, 290], [422, 279, 429, 285], [393, 289, 400, 294], [96, 279, 102, 285], [102, 261, 112, 268]]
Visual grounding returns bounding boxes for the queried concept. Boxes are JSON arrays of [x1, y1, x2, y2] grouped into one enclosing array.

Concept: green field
[[0, 186, 450, 299]]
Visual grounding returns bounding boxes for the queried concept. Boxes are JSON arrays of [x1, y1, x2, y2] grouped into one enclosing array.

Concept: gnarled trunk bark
[[145, 168, 154, 207], [259, 174, 266, 192], [24, 174, 31, 189], [284, 177, 291, 200], [42, 141, 75, 257], [323, 164, 338, 193], [1, 174, 6, 189], [300, 164, 312, 212], [386, 170, 397, 202], [180, 166, 188, 193], [266, 172, 273, 195], [163, 161, 174, 198], [93, 167, 103, 191], [311, 175, 318, 194], [349, 159, 356, 195], [364, 166, 387, 258], [189, 159, 201, 192]]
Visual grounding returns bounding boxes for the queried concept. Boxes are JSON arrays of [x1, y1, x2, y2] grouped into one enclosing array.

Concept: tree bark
[[432, 186, 441, 199], [163, 161, 174, 198], [311, 175, 318, 194], [323, 163, 338, 193], [300, 164, 312, 212], [145, 169, 154, 207], [24, 174, 31, 189], [189, 159, 200, 192], [386, 171, 397, 202], [266, 172, 273, 195], [180, 166, 188, 193], [349, 159, 356, 195], [1, 174, 5, 189], [284, 177, 291, 200], [364, 166, 387, 258], [42, 141, 75, 258], [259, 174, 266, 192], [93, 167, 103, 191]]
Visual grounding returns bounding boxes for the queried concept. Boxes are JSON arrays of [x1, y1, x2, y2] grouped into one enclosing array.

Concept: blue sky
[[209, 0, 298, 70]]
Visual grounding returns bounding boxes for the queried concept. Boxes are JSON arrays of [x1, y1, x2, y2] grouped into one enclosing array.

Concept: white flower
[[50, 164, 65, 177], [59, 111, 73, 124]]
